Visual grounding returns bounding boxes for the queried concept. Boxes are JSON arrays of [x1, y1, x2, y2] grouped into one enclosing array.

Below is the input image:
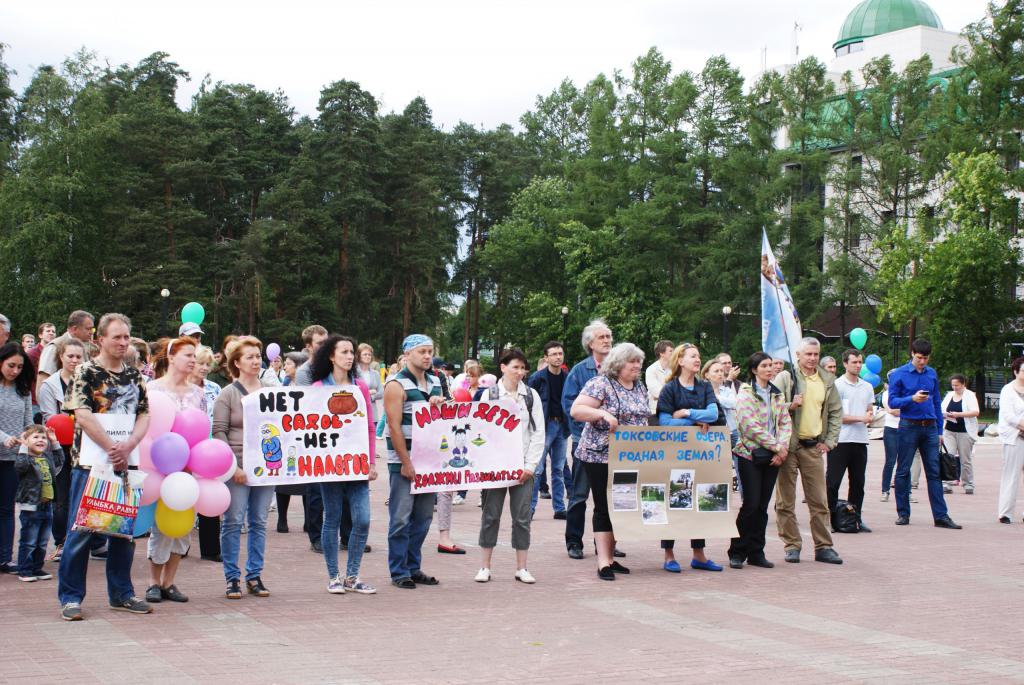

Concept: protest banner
[[78, 414, 141, 467], [608, 425, 737, 540], [242, 386, 370, 487], [409, 399, 524, 494]]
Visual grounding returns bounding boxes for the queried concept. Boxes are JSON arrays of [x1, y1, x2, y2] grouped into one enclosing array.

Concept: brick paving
[[3, 439, 1023, 684]]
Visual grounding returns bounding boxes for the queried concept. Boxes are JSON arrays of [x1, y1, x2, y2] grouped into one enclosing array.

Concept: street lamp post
[[561, 306, 569, 341], [722, 305, 732, 353], [160, 288, 170, 337]]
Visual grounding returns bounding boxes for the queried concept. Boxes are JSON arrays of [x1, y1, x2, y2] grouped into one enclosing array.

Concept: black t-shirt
[[546, 368, 565, 420], [945, 398, 966, 433]]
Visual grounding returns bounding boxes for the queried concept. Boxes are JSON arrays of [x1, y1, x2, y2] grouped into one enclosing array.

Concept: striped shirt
[[385, 367, 443, 465]]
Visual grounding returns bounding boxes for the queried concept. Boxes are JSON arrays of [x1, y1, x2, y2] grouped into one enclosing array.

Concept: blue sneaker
[[691, 558, 723, 572], [663, 560, 682, 573]]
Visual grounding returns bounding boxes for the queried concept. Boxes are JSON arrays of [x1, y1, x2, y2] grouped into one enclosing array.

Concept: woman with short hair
[[213, 336, 273, 599], [570, 343, 648, 581], [728, 352, 791, 569], [941, 374, 979, 495]]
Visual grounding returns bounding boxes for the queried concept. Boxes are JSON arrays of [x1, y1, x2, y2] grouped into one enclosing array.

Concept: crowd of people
[[0, 308, 1018, 621]]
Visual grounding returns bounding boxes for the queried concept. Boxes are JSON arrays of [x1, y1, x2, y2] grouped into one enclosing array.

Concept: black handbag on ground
[[938, 444, 958, 481], [831, 500, 860, 534]]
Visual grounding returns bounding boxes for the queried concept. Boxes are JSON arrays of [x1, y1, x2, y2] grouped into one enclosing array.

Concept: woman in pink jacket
[[310, 334, 377, 595]]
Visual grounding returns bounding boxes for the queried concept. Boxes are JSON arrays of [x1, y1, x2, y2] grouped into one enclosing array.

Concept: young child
[[15, 424, 63, 582]]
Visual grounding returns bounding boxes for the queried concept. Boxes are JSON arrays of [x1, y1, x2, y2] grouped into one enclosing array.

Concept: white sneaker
[[452, 495, 465, 505], [880, 492, 890, 502], [474, 568, 491, 583], [514, 568, 536, 584], [327, 575, 346, 594], [910, 495, 918, 503]]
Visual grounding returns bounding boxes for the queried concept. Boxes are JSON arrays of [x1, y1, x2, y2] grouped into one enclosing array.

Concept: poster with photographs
[[607, 425, 737, 541], [612, 471, 638, 512]]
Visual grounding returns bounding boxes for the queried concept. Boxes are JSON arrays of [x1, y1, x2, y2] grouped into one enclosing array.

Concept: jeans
[[532, 419, 568, 513], [386, 468, 435, 580], [17, 502, 52, 576], [729, 457, 779, 562], [58, 468, 136, 605], [564, 441, 590, 548], [321, 480, 370, 579], [882, 427, 899, 492], [221, 480, 274, 582], [0, 460, 17, 565], [304, 483, 323, 544], [895, 423, 948, 521]]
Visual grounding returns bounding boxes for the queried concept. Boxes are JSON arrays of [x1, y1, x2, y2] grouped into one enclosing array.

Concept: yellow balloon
[[155, 501, 195, 538]]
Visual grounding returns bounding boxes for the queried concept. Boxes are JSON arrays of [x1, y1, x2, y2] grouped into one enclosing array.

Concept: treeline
[[1, 1, 1022, 379]]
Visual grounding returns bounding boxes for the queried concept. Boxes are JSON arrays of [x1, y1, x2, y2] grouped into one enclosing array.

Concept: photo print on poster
[[697, 483, 729, 512], [641, 484, 668, 524], [612, 470, 638, 512], [669, 469, 694, 510]]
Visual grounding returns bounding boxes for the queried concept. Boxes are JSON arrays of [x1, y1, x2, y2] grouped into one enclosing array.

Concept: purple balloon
[[188, 439, 234, 479], [171, 408, 211, 448], [151, 432, 190, 475], [266, 343, 281, 362]]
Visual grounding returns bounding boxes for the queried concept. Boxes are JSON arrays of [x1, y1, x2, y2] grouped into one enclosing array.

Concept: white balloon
[[214, 459, 237, 483], [160, 471, 200, 511]]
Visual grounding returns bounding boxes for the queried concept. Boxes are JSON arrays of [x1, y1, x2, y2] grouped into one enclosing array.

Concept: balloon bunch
[[849, 328, 884, 388], [137, 396, 235, 537]]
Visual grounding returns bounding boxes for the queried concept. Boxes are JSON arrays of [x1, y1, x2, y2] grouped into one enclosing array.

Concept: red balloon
[[46, 414, 75, 445], [452, 388, 472, 402]]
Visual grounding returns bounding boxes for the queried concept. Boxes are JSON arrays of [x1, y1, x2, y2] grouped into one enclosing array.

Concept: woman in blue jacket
[[656, 343, 724, 573]]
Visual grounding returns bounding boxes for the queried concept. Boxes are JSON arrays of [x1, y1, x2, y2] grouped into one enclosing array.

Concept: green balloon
[[849, 327, 867, 350], [859, 366, 870, 379], [181, 301, 205, 326]]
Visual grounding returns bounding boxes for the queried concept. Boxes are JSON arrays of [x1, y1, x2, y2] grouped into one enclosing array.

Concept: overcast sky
[[3, 0, 993, 130]]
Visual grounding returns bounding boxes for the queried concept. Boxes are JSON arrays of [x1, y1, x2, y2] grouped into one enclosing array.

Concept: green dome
[[834, 0, 943, 51]]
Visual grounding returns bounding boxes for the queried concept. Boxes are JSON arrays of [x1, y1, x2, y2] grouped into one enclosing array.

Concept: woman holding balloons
[[213, 336, 274, 599], [37, 337, 85, 562], [191, 346, 223, 560], [143, 336, 206, 603]]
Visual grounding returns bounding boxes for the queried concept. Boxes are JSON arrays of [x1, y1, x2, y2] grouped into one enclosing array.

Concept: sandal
[[437, 544, 466, 555], [410, 570, 440, 585], [392, 577, 416, 589], [225, 579, 242, 600], [246, 577, 270, 597]]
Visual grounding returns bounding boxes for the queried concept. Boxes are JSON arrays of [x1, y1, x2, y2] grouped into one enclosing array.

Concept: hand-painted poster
[[608, 426, 737, 540], [242, 386, 370, 486], [409, 399, 524, 494]]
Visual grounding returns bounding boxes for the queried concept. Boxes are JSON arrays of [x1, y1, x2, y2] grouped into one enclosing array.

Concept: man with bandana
[[384, 334, 445, 588]]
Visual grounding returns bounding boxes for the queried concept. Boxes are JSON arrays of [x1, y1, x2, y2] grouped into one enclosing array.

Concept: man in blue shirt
[[528, 341, 570, 518], [888, 339, 961, 529], [561, 320, 613, 559]]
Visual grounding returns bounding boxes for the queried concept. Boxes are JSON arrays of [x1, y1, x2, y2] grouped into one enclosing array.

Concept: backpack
[[488, 384, 536, 432]]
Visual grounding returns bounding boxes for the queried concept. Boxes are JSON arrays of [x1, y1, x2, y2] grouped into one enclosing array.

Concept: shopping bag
[[72, 465, 145, 539], [938, 444, 959, 482]]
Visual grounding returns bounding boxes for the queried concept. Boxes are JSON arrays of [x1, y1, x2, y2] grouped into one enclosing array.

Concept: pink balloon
[[140, 470, 164, 506], [194, 478, 231, 517], [214, 458, 237, 483], [138, 436, 154, 471], [171, 408, 211, 448], [146, 391, 177, 439], [188, 439, 234, 479]]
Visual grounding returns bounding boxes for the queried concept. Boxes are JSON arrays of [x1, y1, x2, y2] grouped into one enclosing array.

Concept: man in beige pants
[[771, 337, 844, 564]]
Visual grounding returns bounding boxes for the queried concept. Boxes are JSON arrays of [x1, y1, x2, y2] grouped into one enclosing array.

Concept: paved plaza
[[3, 439, 1023, 684]]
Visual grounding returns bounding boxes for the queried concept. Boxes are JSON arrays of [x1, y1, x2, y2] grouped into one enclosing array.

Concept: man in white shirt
[[827, 349, 875, 532], [645, 340, 674, 419]]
